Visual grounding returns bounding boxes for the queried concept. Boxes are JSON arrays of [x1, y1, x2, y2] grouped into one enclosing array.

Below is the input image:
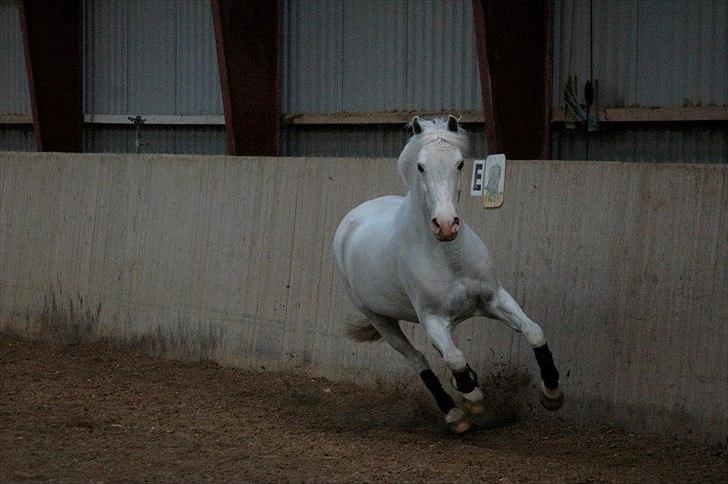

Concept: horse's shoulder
[[335, 195, 403, 249]]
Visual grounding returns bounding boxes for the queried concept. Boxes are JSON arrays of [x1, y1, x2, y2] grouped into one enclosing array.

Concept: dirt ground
[[1, 333, 726, 482]]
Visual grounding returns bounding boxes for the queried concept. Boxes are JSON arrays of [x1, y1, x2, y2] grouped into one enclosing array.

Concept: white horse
[[333, 116, 563, 433]]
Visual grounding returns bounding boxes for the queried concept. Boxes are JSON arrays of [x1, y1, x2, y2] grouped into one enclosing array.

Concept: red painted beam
[[17, 0, 83, 152], [473, 0, 553, 159], [211, 0, 281, 156]]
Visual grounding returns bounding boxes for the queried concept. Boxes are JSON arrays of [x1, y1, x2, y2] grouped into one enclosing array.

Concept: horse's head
[[400, 115, 468, 242]]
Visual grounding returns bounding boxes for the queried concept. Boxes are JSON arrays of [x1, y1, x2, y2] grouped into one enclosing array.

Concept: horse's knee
[[488, 289, 546, 347], [523, 323, 546, 347]]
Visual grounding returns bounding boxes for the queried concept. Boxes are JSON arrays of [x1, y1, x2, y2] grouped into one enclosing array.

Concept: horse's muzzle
[[431, 216, 460, 242]]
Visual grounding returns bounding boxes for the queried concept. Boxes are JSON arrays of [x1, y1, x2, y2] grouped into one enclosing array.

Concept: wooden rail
[[2, 108, 726, 127], [552, 106, 728, 123]]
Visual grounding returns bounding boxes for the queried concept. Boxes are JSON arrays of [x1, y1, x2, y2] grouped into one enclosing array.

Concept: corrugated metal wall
[[0, 0, 33, 151], [284, 124, 487, 159], [282, 0, 486, 158], [0, 0, 30, 115], [83, 0, 222, 115], [0, 127, 34, 152], [83, 0, 225, 154], [1, 0, 726, 161], [552, 0, 728, 163], [283, 0, 482, 114], [84, 125, 225, 154]]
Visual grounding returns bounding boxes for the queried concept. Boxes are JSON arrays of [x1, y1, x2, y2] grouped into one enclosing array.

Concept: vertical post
[[17, 0, 83, 152], [472, 0, 553, 159], [211, 0, 281, 156]]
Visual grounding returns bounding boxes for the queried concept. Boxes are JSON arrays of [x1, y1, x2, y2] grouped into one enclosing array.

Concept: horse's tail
[[345, 319, 382, 342]]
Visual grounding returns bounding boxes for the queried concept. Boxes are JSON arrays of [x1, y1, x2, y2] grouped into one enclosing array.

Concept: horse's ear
[[412, 116, 423, 135], [447, 115, 459, 132]]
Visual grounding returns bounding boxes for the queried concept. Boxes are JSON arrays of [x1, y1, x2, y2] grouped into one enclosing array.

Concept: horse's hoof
[[445, 408, 472, 434], [539, 381, 564, 411], [463, 400, 486, 415], [461, 388, 485, 415]]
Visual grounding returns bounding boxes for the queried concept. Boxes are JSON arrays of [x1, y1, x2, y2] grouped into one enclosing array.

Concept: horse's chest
[[443, 279, 484, 316], [413, 274, 484, 319]]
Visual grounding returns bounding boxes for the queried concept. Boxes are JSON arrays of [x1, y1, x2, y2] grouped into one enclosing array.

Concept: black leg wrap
[[420, 370, 456, 414], [452, 364, 479, 393], [533, 343, 560, 390]]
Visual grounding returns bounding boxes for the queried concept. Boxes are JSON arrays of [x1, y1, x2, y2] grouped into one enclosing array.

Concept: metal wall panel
[[127, 1, 177, 114], [0, 127, 34, 151], [283, 0, 482, 114], [635, 126, 728, 164], [286, 124, 487, 159], [584, 127, 637, 163], [286, 126, 410, 158], [84, 0, 222, 115], [406, 0, 482, 111], [552, 0, 727, 164], [343, 0, 407, 112], [636, 0, 728, 107], [84, 126, 131, 152], [84, 125, 225, 154], [553, 0, 642, 109], [0, 0, 31, 115], [283, 0, 344, 113], [593, 0, 638, 108], [553, 0, 728, 109], [175, 1, 223, 115], [550, 129, 587, 161], [552, 126, 728, 164], [551, 0, 591, 111], [282, 0, 484, 157], [84, 0, 129, 114], [172, 126, 226, 154]]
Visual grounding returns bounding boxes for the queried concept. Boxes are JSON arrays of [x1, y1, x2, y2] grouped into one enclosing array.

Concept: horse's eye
[[417, 164, 424, 173], [457, 160, 464, 171]]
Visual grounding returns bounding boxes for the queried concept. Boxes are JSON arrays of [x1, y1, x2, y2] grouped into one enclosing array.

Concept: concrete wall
[[1, 152, 726, 445]]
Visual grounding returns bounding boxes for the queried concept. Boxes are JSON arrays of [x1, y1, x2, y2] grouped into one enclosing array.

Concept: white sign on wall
[[471, 154, 506, 208]]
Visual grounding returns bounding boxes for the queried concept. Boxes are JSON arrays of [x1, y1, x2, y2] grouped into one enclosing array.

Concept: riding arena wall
[[1, 152, 726, 445]]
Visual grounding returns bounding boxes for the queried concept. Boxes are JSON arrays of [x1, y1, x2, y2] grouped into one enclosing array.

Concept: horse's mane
[[398, 117, 469, 188]]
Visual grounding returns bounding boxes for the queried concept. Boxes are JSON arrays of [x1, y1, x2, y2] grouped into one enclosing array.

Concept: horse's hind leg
[[369, 317, 472, 434], [486, 288, 564, 410]]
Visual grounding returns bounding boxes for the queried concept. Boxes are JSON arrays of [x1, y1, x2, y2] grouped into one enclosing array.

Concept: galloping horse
[[333, 116, 563, 433]]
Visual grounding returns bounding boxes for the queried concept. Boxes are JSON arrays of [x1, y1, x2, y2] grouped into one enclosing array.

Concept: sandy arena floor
[[1, 333, 726, 482]]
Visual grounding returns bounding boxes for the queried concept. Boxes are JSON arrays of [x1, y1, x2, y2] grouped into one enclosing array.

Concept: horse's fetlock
[[452, 364, 479, 393]]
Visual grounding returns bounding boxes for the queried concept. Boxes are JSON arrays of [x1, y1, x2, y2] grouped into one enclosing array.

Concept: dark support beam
[[211, 0, 281, 156], [473, 0, 553, 159], [17, 0, 83, 152]]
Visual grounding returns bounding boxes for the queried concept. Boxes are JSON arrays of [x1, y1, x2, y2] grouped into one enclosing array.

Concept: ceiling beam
[[17, 0, 83, 152], [473, 0, 553, 159], [211, 0, 281, 156]]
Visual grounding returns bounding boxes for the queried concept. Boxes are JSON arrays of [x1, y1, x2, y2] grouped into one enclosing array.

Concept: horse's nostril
[[453, 217, 460, 225], [431, 218, 440, 228]]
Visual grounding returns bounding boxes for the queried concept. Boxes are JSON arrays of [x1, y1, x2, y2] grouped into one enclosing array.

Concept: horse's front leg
[[486, 288, 564, 410], [421, 316, 486, 416]]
